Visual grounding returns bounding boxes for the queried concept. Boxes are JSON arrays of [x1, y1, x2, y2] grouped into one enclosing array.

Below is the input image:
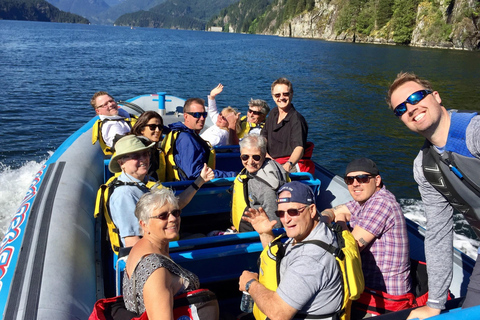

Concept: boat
[[0, 92, 477, 320]]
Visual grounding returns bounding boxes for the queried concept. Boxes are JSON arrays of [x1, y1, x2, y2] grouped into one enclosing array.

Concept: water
[[1, 20, 479, 257]]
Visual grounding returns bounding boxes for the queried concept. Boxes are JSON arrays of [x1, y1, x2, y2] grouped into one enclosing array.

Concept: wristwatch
[[287, 161, 294, 167], [245, 279, 256, 293]]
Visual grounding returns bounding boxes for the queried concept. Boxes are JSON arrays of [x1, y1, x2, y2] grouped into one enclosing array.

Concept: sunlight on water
[[400, 198, 480, 259], [0, 158, 48, 237]]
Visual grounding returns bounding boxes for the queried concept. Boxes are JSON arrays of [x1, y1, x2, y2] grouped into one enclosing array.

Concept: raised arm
[[242, 207, 277, 248], [177, 163, 214, 209]]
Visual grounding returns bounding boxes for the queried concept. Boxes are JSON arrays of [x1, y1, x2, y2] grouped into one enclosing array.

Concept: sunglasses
[[240, 154, 262, 161], [344, 174, 375, 185], [123, 151, 150, 161], [149, 209, 181, 220], [186, 112, 208, 119], [248, 109, 263, 116], [145, 124, 163, 131], [273, 92, 290, 98], [393, 90, 432, 117], [275, 205, 309, 218]]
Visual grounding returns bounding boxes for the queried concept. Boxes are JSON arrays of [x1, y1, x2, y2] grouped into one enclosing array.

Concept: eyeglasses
[[240, 154, 262, 161], [96, 99, 116, 109], [145, 124, 163, 131], [123, 151, 150, 161], [273, 92, 290, 98], [393, 90, 432, 117], [186, 112, 208, 119], [149, 209, 181, 220], [248, 109, 263, 116], [344, 174, 375, 185], [275, 205, 309, 218]]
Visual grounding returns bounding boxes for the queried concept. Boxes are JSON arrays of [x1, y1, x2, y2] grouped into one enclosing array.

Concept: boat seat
[[114, 247, 132, 296]]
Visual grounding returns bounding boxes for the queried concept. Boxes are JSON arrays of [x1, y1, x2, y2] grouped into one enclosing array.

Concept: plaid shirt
[[346, 186, 411, 295]]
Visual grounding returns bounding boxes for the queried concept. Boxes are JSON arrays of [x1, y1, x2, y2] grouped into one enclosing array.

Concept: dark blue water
[[1, 20, 480, 248]]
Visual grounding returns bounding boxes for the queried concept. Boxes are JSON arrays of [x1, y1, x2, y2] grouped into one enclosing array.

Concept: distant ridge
[[0, 0, 90, 23]]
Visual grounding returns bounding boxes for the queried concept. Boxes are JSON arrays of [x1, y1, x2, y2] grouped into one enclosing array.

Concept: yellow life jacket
[[238, 116, 264, 139], [253, 224, 364, 320], [91, 115, 138, 156], [94, 174, 159, 255], [231, 167, 290, 231], [231, 169, 250, 231], [161, 130, 215, 182]]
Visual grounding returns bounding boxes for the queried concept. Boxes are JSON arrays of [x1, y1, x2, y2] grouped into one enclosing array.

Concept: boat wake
[[0, 158, 48, 238]]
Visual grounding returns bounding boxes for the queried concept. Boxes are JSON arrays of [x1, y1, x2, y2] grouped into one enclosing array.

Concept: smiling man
[[90, 91, 135, 154], [238, 181, 343, 320], [163, 97, 236, 181], [387, 72, 480, 319], [261, 78, 308, 173], [321, 157, 411, 317]]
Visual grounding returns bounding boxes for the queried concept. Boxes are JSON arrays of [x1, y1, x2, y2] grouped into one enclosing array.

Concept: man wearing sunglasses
[[90, 91, 136, 154], [322, 158, 411, 317], [261, 78, 309, 173], [239, 181, 343, 320], [164, 97, 237, 181], [387, 72, 480, 319]]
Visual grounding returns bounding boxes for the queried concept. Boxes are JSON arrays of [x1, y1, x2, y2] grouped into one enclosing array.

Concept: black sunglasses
[[344, 174, 375, 185], [248, 109, 263, 116], [240, 154, 262, 161], [145, 124, 163, 131], [393, 90, 432, 117], [186, 112, 208, 119], [275, 205, 309, 218], [273, 92, 290, 98], [149, 209, 181, 220]]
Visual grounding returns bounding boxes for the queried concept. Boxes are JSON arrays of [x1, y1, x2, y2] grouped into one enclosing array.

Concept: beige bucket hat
[[109, 135, 155, 173]]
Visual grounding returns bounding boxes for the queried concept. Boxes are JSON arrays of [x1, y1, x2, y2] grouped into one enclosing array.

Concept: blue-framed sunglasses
[[393, 90, 432, 117], [186, 112, 208, 119]]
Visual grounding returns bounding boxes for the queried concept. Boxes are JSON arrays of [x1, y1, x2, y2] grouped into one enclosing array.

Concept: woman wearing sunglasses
[[131, 111, 168, 181], [122, 187, 219, 320], [231, 134, 289, 232], [109, 135, 214, 248], [200, 83, 241, 146]]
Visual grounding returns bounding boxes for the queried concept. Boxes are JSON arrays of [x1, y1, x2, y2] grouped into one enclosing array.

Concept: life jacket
[[253, 223, 364, 320], [88, 289, 219, 320], [238, 116, 264, 139], [275, 142, 315, 175], [149, 147, 167, 183], [92, 115, 138, 156], [161, 130, 216, 181], [421, 111, 480, 237], [231, 165, 290, 232], [94, 175, 159, 255]]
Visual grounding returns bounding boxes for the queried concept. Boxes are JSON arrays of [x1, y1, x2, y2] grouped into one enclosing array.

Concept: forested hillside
[[0, 0, 90, 23], [115, 0, 238, 29], [208, 0, 480, 50]]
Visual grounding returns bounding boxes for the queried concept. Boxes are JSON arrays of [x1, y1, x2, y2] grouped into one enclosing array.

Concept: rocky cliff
[[210, 0, 480, 50]]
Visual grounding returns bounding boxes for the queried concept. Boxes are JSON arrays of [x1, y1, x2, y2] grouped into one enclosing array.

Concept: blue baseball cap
[[277, 181, 315, 205]]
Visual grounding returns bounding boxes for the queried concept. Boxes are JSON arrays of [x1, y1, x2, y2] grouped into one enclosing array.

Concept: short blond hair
[[386, 72, 433, 109]]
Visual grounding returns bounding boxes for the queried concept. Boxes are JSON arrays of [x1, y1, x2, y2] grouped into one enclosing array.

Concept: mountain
[[114, 0, 239, 29], [47, 0, 109, 20], [98, 0, 165, 24], [208, 0, 480, 50], [207, 0, 272, 33], [0, 0, 90, 23]]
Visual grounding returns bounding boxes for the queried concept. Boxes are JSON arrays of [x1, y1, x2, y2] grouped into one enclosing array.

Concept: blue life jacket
[[421, 111, 480, 237]]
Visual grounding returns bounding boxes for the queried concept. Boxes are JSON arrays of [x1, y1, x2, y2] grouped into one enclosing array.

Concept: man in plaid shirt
[[322, 158, 411, 317]]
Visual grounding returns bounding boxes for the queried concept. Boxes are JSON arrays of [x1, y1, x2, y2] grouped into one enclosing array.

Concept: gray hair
[[135, 187, 179, 224], [248, 99, 270, 115], [239, 133, 267, 155]]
